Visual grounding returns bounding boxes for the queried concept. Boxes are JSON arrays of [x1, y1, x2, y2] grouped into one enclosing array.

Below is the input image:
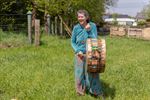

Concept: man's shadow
[[101, 80, 116, 99]]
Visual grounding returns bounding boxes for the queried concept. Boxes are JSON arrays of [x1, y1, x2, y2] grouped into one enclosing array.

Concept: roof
[[103, 14, 130, 19], [105, 18, 135, 22], [109, 14, 130, 18]]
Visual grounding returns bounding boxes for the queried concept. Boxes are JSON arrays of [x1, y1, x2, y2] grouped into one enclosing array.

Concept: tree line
[[0, 0, 117, 33], [141, 1, 150, 20]]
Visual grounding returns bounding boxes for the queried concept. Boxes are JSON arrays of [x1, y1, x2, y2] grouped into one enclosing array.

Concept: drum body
[[86, 38, 106, 73]]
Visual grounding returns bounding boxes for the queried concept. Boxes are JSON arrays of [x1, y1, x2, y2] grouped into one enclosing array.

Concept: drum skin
[[86, 38, 106, 73]]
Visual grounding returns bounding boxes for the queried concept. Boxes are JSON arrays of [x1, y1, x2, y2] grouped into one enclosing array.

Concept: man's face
[[77, 13, 87, 25]]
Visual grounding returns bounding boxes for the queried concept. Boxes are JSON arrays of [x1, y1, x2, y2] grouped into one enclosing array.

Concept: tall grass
[[0, 29, 28, 48], [0, 34, 150, 100]]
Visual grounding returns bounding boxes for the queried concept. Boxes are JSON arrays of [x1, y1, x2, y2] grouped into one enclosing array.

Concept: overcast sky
[[107, 0, 150, 17]]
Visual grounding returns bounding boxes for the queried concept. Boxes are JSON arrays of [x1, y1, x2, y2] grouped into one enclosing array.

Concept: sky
[[107, 0, 150, 17]]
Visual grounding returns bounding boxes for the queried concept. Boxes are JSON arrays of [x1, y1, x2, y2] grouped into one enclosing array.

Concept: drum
[[86, 38, 106, 73]]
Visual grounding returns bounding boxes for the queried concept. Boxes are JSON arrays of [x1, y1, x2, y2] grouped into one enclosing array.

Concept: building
[[103, 14, 136, 26]]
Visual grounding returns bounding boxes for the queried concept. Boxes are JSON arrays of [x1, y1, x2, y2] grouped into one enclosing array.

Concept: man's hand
[[85, 23, 91, 31]]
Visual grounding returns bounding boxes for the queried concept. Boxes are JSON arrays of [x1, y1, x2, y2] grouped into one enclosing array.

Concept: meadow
[[0, 31, 150, 100]]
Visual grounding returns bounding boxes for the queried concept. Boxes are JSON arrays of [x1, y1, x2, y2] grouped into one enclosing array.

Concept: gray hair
[[77, 9, 89, 19]]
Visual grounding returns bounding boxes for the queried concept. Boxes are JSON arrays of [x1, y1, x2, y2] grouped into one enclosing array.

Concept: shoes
[[77, 92, 85, 96], [76, 91, 85, 96]]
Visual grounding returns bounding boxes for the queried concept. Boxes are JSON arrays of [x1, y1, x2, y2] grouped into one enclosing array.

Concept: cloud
[[117, 3, 143, 8], [109, 0, 150, 16]]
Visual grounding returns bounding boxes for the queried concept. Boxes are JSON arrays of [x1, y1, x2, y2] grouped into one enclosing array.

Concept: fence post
[[47, 14, 51, 35], [55, 16, 58, 35], [51, 21, 54, 35], [34, 19, 40, 46], [27, 11, 32, 44], [60, 17, 63, 36]]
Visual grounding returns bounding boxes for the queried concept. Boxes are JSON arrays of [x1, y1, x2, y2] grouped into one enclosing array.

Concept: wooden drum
[[86, 38, 106, 73]]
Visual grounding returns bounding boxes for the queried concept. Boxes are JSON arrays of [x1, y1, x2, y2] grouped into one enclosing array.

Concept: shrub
[[137, 20, 146, 27]]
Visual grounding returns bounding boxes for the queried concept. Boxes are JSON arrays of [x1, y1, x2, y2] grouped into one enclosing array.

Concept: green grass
[[0, 29, 28, 48], [0, 34, 150, 100]]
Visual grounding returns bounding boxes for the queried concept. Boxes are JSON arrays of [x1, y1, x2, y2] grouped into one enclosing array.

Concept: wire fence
[[0, 14, 27, 33]]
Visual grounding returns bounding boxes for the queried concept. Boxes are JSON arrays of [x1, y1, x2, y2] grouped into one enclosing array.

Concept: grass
[[0, 29, 28, 48], [0, 33, 150, 100]]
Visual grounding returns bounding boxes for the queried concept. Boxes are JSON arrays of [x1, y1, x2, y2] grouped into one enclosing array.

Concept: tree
[[112, 13, 118, 25], [0, 0, 16, 13], [141, 2, 150, 20], [34, 0, 104, 20], [31, 0, 107, 34], [105, 0, 118, 8], [0, 0, 117, 23], [0, 0, 117, 33], [0, 0, 33, 31], [0, 0, 32, 14], [30, 0, 118, 35]]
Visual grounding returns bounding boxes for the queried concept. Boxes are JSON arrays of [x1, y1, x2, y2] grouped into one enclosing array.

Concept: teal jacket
[[71, 22, 98, 53]]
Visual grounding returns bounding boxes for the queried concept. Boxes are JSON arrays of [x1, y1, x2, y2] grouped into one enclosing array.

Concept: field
[[0, 31, 150, 100]]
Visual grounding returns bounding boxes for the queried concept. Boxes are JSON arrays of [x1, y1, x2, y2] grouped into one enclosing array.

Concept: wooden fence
[[127, 28, 142, 38], [110, 26, 150, 40], [27, 11, 73, 37], [128, 28, 150, 40], [142, 28, 150, 40], [27, 11, 74, 45], [110, 26, 126, 36]]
